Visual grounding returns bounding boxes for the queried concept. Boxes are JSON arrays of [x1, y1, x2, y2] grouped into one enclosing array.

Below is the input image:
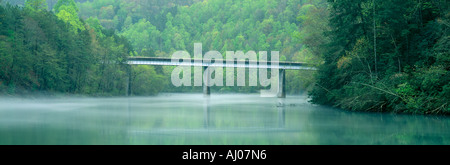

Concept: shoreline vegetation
[[1, 0, 449, 115], [308, 0, 449, 115]]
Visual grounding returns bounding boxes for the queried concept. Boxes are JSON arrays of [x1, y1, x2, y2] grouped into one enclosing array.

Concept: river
[[0, 94, 449, 145]]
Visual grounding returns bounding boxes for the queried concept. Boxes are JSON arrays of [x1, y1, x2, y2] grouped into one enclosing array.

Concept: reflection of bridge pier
[[127, 57, 315, 98], [203, 97, 211, 128], [277, 99, 286, 128], [203, 66, 210, 97], [202, 98, 286, 129]]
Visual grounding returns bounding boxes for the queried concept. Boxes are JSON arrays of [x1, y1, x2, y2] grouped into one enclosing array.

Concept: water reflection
[[202, 96, 285, 130], [0, 94, 449, 145], [203, 97, 211, 128], [277, 98, 285, 128], [305, 105, 450, 145]]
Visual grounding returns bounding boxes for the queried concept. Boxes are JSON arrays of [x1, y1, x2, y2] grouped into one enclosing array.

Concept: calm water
[[0, 93, 449, 145]]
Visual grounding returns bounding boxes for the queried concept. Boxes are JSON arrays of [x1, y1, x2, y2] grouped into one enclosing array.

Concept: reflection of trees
[[306, 106, 450, 144]]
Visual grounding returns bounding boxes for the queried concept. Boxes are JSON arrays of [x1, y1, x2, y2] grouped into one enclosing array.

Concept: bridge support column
[[127, 65, 132, 96], [277, 69, 286, 98], [203, 66, 210, 97]]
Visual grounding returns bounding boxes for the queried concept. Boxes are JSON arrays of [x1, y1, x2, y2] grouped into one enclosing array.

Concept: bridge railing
[[127, 57, 317, 70]]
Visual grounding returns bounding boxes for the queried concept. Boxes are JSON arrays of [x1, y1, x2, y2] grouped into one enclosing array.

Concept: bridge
[[127, 57, 316, 98]]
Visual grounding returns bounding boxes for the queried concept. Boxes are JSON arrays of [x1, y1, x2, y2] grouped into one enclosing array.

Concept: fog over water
[[1, 93, 449, 145]]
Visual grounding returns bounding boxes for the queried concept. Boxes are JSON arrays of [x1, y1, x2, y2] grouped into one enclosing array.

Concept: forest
[[0, 0, 165, 96], [1, 0, 322, 95], [0, 0, 449, 114], [75, 0, 323, 93], [308, 0, 449, 114]]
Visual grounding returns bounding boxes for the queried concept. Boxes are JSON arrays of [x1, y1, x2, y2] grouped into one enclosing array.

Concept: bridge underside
[[127, 57, 315, 98]]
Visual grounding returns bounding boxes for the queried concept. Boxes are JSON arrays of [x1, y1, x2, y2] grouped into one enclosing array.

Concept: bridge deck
[[127, 57, 316, 70]]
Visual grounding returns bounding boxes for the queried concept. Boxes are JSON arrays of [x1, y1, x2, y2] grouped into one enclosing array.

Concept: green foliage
[[25, 0, 47, 11], [55, 0, 84, 32], [309, 0, 450, 114], [0, 3, 162, 96], [130, 65, 166, 95], [77, 0, 307, 59], [85, 17, 104, 38], [75, 0, 319, 94], [54, 0, 77, 13], [121, 19, 160, 55]]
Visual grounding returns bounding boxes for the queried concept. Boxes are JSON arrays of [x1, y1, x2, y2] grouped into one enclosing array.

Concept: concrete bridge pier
[[127, 65, 132, 96], [277, 69, 286, 98]]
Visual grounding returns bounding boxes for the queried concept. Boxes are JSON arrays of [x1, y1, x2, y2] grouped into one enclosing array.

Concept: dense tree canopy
[[0, 1, 163, 96], [77, 0, 309, 60], [24, 0, 47, 11], [308, 0, 450, 114], [75, 0, 322, 94]]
